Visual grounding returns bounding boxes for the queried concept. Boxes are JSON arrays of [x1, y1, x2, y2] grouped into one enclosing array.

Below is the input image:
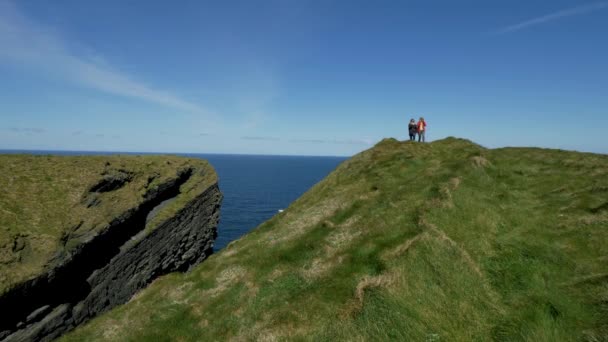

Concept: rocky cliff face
[[0, 156, 221, 341]]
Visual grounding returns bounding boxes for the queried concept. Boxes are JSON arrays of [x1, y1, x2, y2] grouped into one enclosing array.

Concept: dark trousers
[[409, 133, 416, 141]]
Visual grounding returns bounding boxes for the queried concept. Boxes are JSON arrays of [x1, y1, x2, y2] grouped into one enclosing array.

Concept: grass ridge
[[63, 138, 608, 341]]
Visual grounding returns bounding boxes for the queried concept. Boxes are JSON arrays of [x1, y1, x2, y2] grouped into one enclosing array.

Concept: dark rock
[[88, 171, 133, 193], [74, 184, 220, 326], [83, 195, 101, 208], [145, 197, 176, 224], [0, 170, 221, 342], [143, 168, 192, 201], [5, 305, 71, 342], [590, 201, 608, 214], [26, 305, 51, 324], [11, 236, 26, 253], [146, 173, 160, 188], [59, 221, 84, 247]]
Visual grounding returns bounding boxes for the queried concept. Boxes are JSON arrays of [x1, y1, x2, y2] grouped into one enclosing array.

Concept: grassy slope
[[64, 138, 608, 341], [0, 155, 217, 296]]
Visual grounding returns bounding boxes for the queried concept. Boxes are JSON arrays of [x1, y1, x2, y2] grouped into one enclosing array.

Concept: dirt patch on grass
[[471, 156, 491, 168], [438, 186, 454, 208], [100, 320, 124, 340], [268, 267, 286, 281], [562, 272, 608, 287], [355, 274, 395, 303], [424, 160, 443, 176], [203, 265, 248, 298], [579, 213, 608, 225], [382, 232, 427, 260], [302, 255, 346, 280], [302, 226, 360, 280], [449, 177, 461, 190], [341, 273, 397, 316], [235, 312, 312, 342], [220, 240, 241, 257], [267, 197, 346, 245], [164, 281, 195, 304], [428, 177, 462, 210], [302, 258, 332, 280], [427, 223, 483, 277], [327, 226, 361, 247], [98, 306, 152, 341]]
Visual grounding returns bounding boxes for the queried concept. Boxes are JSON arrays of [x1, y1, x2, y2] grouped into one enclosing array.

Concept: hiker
[[417, 117, 427, 142], [408, 119, 417, 141]]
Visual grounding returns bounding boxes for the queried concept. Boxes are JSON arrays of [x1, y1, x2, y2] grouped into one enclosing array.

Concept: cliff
[[0, 155, 221, 341], [62, 138, 608, 341]]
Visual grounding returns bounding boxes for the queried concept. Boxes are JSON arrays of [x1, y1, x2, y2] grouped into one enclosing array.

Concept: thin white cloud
[[0, 1, 207, 113], [8, 127, 46, 134], [495, 2, 608, 34], [241, 136, 281, 141], [289, 138, 372, 145], [330, 138, 373, 145], [289, 138, 326, 144]]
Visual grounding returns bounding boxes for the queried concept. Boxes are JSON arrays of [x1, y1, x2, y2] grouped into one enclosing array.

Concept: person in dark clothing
[[408, 119, 417, 141]]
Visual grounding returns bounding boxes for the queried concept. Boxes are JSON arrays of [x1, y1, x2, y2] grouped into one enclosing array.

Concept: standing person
[[417, 117, 427, 142], [408, 119, 417, 141]]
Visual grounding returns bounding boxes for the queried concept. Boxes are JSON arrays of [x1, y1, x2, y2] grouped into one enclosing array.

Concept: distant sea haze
[[1, 150, 346, 250]]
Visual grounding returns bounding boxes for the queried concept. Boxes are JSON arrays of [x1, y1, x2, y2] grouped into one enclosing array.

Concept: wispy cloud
[[71, 130, 120, 138], [495, 2, 608, 34], [0, 1, 207, 113], [289, 138, 372, 145], [332, 139, 372, 145], [8, 127, 46, 134], [241, 136, 281, 141], [289, 139, 326, 144]]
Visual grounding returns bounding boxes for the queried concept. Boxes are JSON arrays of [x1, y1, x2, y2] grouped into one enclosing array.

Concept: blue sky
[[1, 0, 607, 156]]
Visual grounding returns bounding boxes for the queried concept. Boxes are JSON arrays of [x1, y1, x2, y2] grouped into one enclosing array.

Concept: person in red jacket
[[417, 117, 427, 142]]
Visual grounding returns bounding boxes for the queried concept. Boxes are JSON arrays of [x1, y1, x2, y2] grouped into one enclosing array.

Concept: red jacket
[[417, 120, 427, 132]]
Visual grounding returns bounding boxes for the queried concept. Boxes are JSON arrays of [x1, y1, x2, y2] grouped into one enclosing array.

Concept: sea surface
[[1, 150, 346, 250], [192, 154, 346, 250]]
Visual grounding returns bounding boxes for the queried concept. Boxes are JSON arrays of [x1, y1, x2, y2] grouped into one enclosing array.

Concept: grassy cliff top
[[0, 154, 217, 295], [65, 138, 608, 341]]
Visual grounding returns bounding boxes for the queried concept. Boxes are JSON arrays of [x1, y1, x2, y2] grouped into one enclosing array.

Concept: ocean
[[1, 150, 347, 250], [193, 154, 346, 250]]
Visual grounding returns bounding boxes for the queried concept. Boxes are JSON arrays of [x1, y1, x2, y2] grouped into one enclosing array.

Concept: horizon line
[[0, 148, 352, 159]]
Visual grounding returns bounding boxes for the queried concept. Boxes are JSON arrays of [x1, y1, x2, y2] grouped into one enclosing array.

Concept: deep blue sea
[[1, 150, 346, 250], [193, 154, 346, 250]]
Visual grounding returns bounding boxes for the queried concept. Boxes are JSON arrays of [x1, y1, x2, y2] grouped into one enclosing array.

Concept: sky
[[1, 0, 607, 156]]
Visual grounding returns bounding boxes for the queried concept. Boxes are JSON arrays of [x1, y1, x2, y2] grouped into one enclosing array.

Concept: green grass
[[0, 154, 217, 296], [62, 137, 608, 341]]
